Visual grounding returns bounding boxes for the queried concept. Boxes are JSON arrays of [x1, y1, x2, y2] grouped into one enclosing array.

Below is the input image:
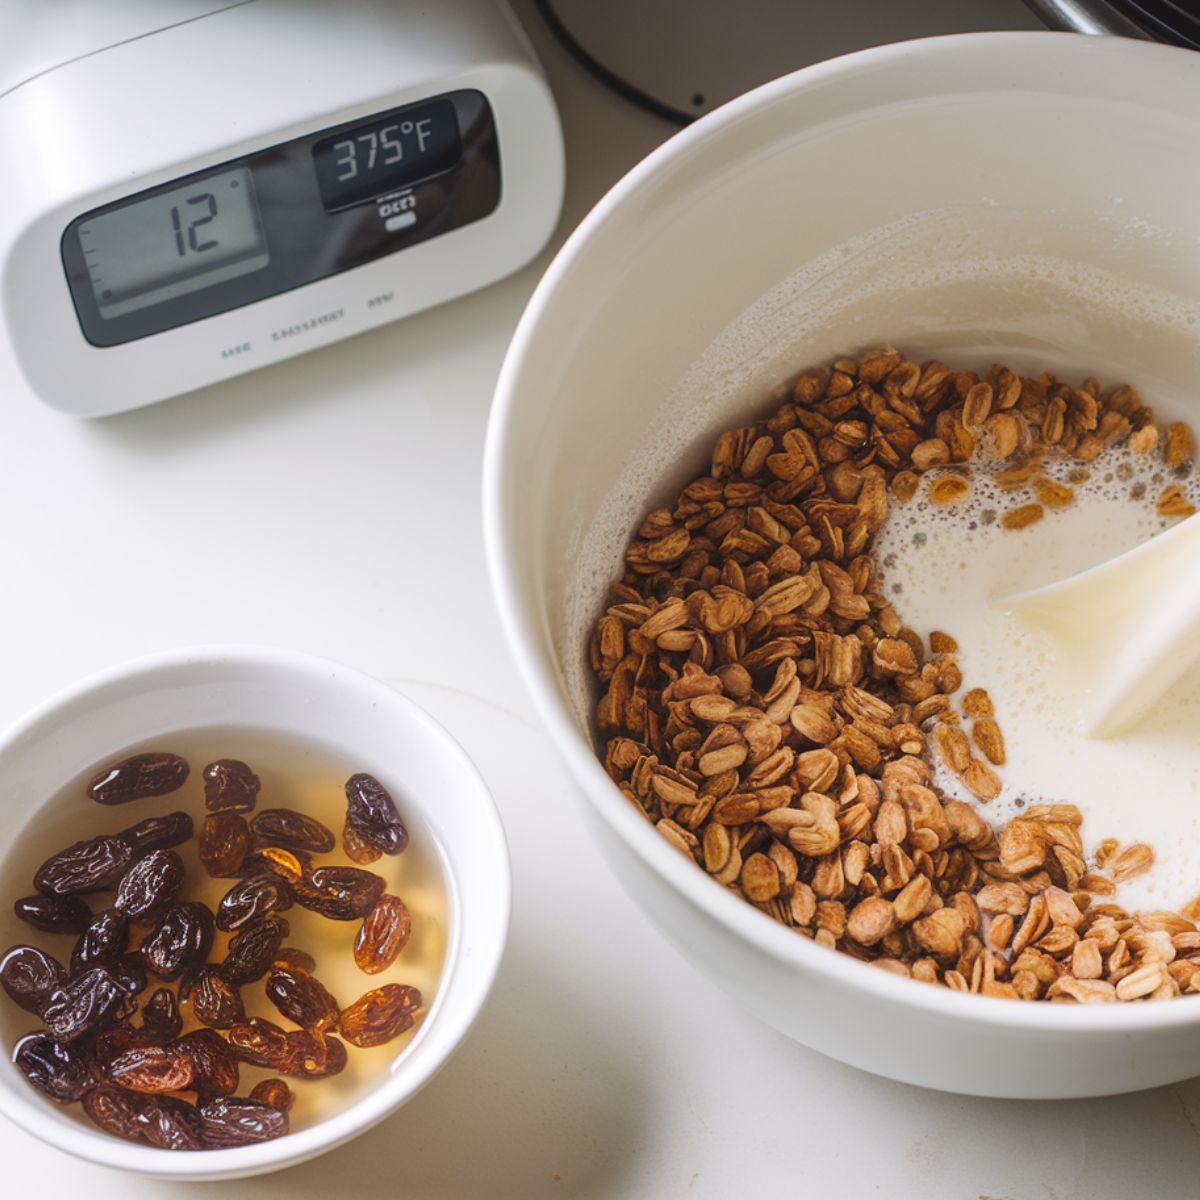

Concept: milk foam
[[875, 452, 1200, 911]]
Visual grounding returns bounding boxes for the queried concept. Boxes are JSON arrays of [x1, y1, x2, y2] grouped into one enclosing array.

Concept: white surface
[[0, 0, 562, 413], [0, 646, 509, 1179], [0, 1, 1194, 1196], [485, 29, 1200, 1098]]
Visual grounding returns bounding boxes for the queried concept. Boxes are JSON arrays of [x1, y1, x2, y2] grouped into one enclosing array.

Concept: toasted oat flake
[[1001, 503, 1045, 531], [930, 475, 970, 504]]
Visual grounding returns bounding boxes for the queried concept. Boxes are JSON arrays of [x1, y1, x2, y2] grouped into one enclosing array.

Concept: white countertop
[[1, 3, 1199, 1197]]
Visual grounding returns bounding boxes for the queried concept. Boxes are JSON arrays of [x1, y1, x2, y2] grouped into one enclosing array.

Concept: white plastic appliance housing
[[0, 0, 564, 416]]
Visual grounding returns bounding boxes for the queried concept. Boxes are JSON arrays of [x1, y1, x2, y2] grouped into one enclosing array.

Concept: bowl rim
[[483, 29, 1200, 1037], [0, 643, 511, 1180]]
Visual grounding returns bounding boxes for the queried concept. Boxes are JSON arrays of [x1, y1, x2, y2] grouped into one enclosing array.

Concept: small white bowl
[[0, 645, 509, 1180]]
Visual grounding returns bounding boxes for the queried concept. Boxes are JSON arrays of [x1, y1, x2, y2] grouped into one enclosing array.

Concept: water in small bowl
[[0, 726, 449, 1141]]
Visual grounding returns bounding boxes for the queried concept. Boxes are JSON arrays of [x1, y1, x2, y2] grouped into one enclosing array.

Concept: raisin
[[240, 845, 309, 884], [215, 873, 293, 932], [139, 1094, 205, 1151], [70, 906, 128, 973], [179, 1028, 239, 1096], [250, 808, 335, 854], [339, 983, 422, 1048], [42, 966, 129, 1042], [108, 1042, 197, 1094], [94, 1023, 165, 1071], [273, 946, 315, 973], [248, 1078, 294, 1113], [345, 772, 408, 856], [295, 865, 385, 921], [114, 849, 185, 921], [286, 1030, 347, 1079], [111, 953, 149, 998], [13, 893, 92, 935], [222, 916, 288, 985], [140, 901, 215, 981], [34, 834, 133, 895], [13, 1031, 96, 1102], [140, 987, 182, 1042], [342, 819, 382, 865], [199, 812, 250, 877], [115, 811, 194, 856], [198, 1096, 288, 1147], [82, 1084, 146, 1142], [1, 944, 67, 1015], [182, 965, 246, 1029], [265, 966, 340, 1032], [354, 894, 412, 975], [227, 1017, 293, 1070], [202, 759, 261, 813], [88, 752, 189, 805]]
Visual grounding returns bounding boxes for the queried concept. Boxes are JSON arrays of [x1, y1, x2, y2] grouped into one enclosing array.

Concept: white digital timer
[[0, 0, 564, 416]]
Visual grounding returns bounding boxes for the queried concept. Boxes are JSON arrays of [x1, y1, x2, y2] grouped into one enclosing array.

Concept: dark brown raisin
[[115, 811, 194, 856], [198, 811, 250, 877], [339, 983, 423, 1048], [13, 893, 92, 934], [273, 946, 316, 973], [198, 1096, 288, 1147], [1, 944, 67, 1015], [249, 808, 335, 854], [222, 916, 288, 985], [240, 845, 310, 884], [202, 759, 261, 813], [140, 987, 183, 1042], [82, 1084, 146, 1142], [14, 1030, 97, 1102], [342, 819, 382, 865], [214, 873, 293, 932], [265, 966, 340, 1031], [94, 1025, 160, 1072], [286, 1030, 347, 1079], [345, 772, 408, 855], [114, 849, 185, 921], [139, 1094, 205, 1151], [34, 835, 133, 895], [111, 953, 148, 999], [108, 1042, 196, 1093], [294, 865, 386, 921], [354, 894, 412, 975], [42, 966, 129, 1042], [227, 1017, 293, 1070], [70, 906, 128, 973], [88, 752, 189, 805], [180, 1028, 239, 1096], [248, 1078, 294, 1113], [140, 901, 215, 981], [182, 965, 246, 1029]]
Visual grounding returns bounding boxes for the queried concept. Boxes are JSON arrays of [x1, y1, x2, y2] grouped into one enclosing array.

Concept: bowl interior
[[0, 648, 508, 1178]]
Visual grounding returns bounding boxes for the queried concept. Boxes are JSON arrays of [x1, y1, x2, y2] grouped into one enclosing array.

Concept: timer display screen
[[76, 167, 269, 318], [313, 98, 462, 211]]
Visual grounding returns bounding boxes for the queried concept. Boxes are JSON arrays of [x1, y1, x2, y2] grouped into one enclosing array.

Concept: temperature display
[[76, 167, 269, 319], [312, 98, 462, 211]]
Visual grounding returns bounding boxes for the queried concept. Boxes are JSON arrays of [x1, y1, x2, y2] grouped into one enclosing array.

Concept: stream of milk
[[874, 450, 1200, 911]]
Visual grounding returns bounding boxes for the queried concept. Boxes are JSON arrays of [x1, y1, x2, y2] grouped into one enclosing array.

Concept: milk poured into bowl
[[874, 450, 1200, 911]]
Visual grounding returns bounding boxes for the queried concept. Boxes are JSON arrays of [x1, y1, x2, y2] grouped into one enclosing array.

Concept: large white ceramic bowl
[[484, 32, 1200, 1098], [0, 646, 509, 1178]]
